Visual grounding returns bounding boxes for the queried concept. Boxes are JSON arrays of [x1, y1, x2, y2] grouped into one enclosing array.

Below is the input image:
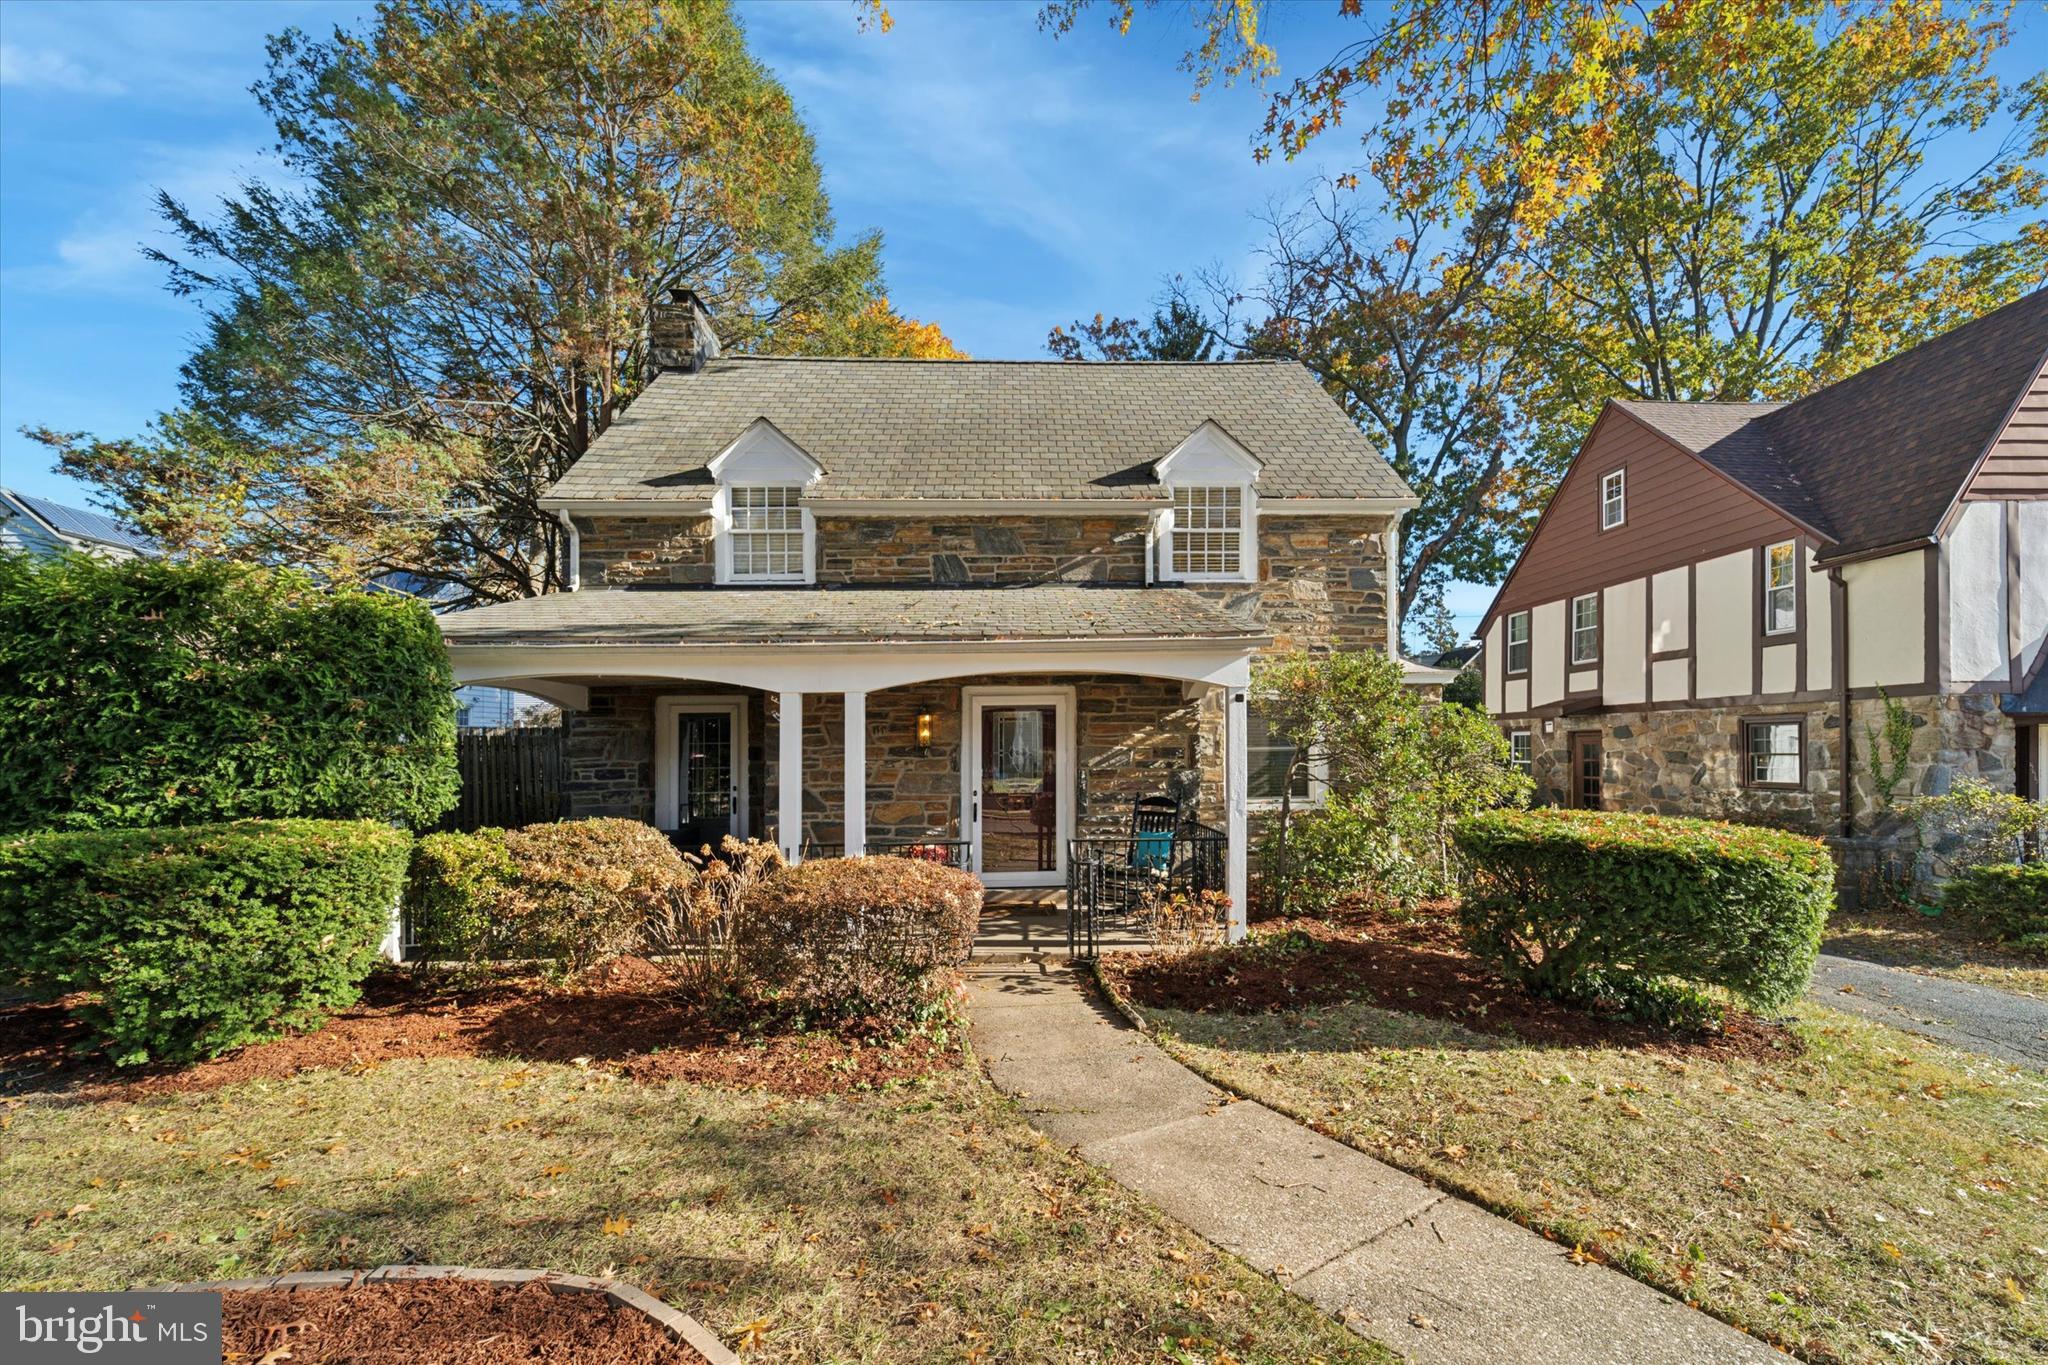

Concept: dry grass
[[1825, 906, 2048, 1000], [0, 1058, 1391, 1365], [1115, 989, 2048, 1364]]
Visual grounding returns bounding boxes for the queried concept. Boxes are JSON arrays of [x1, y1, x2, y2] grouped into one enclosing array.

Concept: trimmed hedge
[[0, 552, 458, 833], [1452, 809, 1833, 1016], [0, 820, 411, 1065], [406, 819, 690, 975], [1944, 864, 2048, 947], [741, 856, 981, 1022]]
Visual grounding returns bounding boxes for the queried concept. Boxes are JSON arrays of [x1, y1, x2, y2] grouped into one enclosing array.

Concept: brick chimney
[[645, 287, 721, 377]]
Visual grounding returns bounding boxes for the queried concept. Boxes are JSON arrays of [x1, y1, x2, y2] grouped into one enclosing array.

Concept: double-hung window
[[727, 485, 805, 581], [1744, 719, 1803, 788], [1170, 486, 1244, 578], [1764, 541, 1798, 634], [1505, 611, 1531, 674], [1571, 593, 1600, 664], [1247, 711, 1316, 806], [1508, 730, 1532, 773], [1601, 468, 1626, 528]]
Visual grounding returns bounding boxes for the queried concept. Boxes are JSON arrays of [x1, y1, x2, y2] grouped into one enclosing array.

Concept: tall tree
[[36, 0, 951, 605], [1047, 297, 1219, 361], [1043, 0, 2048, 635]]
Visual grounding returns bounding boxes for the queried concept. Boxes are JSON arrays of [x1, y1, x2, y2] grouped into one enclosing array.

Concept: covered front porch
[[439, 586, 1269, 944]]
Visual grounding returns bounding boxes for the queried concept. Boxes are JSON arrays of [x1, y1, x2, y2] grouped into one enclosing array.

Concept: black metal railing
[[1065, 821, 1226, 956]]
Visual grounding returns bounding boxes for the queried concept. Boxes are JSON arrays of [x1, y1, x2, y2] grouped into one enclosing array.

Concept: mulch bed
[[1102, 898, 1799, 1062], [0, 957, 961, 1101], [221, 1279, 705, 1364]]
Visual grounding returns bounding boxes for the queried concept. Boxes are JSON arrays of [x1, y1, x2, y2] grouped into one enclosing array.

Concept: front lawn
[[1825, 904, 2048, 1000], [1103, 912, 2048, 1364], [0, 978, 1391, 1364]]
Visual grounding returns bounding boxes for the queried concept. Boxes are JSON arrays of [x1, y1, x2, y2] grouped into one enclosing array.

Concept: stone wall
[[1184, 514, 1397, 657], [561, 675, 1214, 860], [576, 515, 715, 587], [1516, 692, 2020, 838], [815, 515, 1146, 586]]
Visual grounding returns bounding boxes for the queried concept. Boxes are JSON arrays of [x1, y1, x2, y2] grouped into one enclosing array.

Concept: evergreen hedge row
[[1452, 808, 1833, 1017], [1944, 863, 2048, 948], [0, 820, 412, 1064], [0, 552, 458, 834]]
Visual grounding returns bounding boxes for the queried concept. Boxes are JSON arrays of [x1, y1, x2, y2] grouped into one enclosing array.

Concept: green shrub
[[1451, 809, 1833, 1017], [740, 856, 981, 1022], [1944, 863, 2048, 943], [404, 819, 689, 976], [1909, 780, 2048, 873], [1259, 794, 1410, 914], [0, 819, 410, 1065], [404, 828, 517, 964], [0, 552, 458, 834]]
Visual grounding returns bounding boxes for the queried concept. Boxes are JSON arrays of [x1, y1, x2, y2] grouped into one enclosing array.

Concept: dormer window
[[1171, 486, 1244, 578], [1600, 469, 1625, 529], [728, 486, 806, 580], [1154, 420, 1260, 583], [709, 418, 822, 584]]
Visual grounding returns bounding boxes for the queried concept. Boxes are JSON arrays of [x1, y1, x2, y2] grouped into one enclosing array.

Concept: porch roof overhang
[[441, 586, 1270, 697]]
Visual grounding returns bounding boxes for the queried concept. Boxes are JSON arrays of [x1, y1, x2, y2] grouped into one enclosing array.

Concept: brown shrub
[[496, 819, 691, 977], [644, 836, 786, 1000], [740, 856, 982, 1022]]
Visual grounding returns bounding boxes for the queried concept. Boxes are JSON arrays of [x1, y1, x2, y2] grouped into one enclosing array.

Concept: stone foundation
[[1518, 692, 2021, 839]]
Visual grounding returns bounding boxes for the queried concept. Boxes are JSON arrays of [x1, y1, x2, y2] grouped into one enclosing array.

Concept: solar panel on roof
[[8, 490, 156, 553]]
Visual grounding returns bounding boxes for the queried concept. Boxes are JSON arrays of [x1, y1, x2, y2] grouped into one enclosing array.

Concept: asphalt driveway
[[1809, 952, 2048, 1071]]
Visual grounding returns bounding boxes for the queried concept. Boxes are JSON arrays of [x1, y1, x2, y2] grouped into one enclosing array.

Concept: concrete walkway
[[1810, 952, 2048, 1071], [968, 962, 1779, 1365]]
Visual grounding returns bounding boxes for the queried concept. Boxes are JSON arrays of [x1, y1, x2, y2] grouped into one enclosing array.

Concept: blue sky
[[3, 1, 2041, 642]]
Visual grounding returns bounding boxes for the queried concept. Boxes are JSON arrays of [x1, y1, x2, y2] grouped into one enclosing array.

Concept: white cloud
[[5, 143, 273, 296], [0, 42, 126, 95]]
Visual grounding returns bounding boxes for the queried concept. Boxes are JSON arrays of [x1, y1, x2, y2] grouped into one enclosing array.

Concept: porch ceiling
[[439, 585, 1270, 649]]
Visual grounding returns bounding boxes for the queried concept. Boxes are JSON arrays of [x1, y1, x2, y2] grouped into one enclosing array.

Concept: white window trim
[[1505, 610, 1531, 674], [1763, 539, 1797, 636], [1508, 729, 1533, 773], [713, 484, 816, 585], [1601, 468, 1626, 529], [1571, 593, 1600, 664], [1158, 484, 1258, 583], [653, 695, 750, 837]]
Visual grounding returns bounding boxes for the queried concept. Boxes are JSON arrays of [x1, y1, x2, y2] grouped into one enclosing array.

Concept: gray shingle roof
[[438, 586, 1270, 647], [545, 358, 1412, 505]]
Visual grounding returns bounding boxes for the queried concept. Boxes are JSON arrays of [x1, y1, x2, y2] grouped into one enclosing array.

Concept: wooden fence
[[440, 726, 567, 831]]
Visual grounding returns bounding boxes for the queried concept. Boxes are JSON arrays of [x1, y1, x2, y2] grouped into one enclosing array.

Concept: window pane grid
[[1766, 543, 1797, 633], [1247, 711, 1310, 802], [1747, 721, 1801, 786], [1509, 732, 1532, 772], [1572, 595, 1599, 663], [1601, 470, 1625, 528], [729, 486, 803, 579], [1172, 487, 1242, 576], [1506, 612, 1531, 673]]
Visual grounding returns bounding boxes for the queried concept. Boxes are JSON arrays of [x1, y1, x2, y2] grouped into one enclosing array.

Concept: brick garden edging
[[157, 1264, 739, 1364]]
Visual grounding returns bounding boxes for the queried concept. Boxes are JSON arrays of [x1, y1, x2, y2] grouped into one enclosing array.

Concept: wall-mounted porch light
[[916, 710, 935, 754]]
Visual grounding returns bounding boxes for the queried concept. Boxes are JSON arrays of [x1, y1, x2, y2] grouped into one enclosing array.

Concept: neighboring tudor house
[[1478, 290, 2048, 841], [0, 487, 156, 560], [437, 292, 1417, 932]]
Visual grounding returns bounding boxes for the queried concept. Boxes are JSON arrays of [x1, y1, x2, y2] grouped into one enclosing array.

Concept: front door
[[965, 689, 1073, 887], [657, 698, 747, 850], [1568, 730, 1603, 809]]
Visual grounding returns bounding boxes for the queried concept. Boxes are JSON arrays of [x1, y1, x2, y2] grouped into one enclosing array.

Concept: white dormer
[[1152, 421, 1260, 583], [710, 419, 822, 584]]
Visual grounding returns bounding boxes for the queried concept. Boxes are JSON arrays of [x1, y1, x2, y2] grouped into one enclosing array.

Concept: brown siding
[[1491, 408, 1805, 622], [1965, 358, 2048, 499]]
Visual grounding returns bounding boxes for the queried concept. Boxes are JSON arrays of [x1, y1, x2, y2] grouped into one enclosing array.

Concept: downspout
[[554, 509, 581, 593], [1830, 566, 1850, 837], [1384, 518, 1402, 660]]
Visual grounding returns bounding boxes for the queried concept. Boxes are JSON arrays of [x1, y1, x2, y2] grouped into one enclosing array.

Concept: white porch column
[[778, 691, 804, 864], [843, 690, 867, 857], [1223, 685, 1249, 942]]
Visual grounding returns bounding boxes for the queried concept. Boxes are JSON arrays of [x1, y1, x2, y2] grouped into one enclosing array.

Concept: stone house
[[1477, 290, 2048, 848], [438, 292, 1420, 934]]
